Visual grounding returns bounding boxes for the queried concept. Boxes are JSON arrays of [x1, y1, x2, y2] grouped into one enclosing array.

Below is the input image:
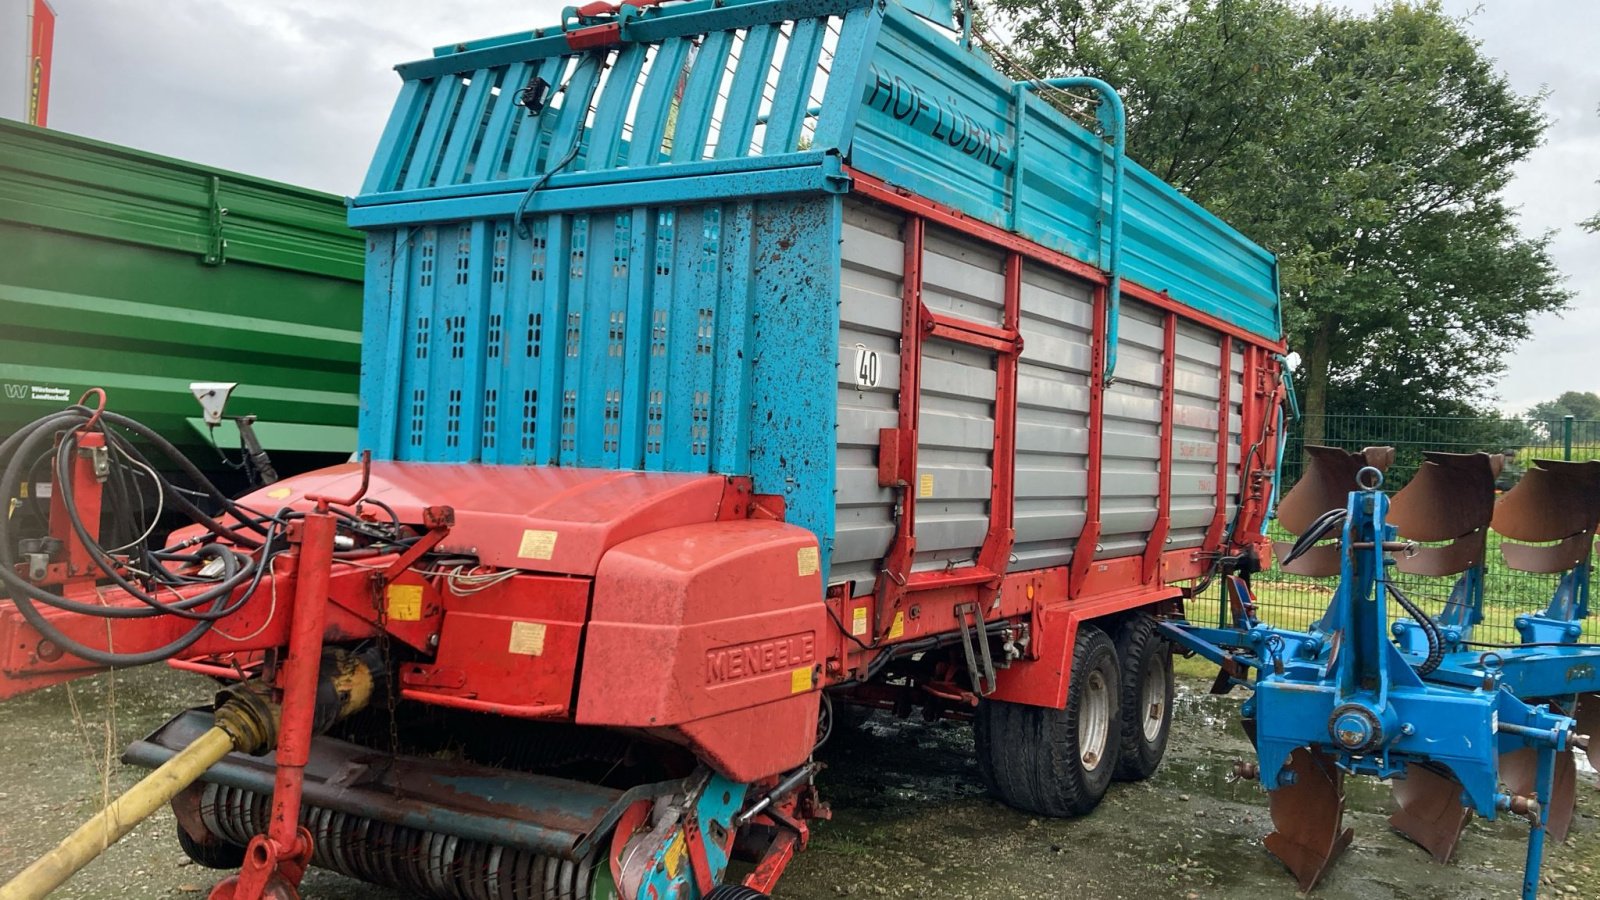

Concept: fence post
[[1563, 415, 1575, 461]]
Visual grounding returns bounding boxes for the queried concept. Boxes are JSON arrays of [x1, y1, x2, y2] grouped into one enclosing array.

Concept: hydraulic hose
[[0, 404, 277, 666], [1387, 581, 1445, 676]]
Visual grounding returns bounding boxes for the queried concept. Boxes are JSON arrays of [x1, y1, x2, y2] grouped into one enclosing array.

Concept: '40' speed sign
[[853, 343, 880, 390]]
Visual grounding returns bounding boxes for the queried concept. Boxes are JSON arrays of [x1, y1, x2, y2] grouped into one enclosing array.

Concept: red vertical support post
[[1204, 335, 1234, 549], [978, 252, 1022, 578], [269, 510, 334, 851], [46, 431, 106, 586], [1070, 285, 1108, 594], [1234, 344, 1270, 541], [876, 216, 925, 631], [224, 509, 335, 899], [1143, 312, 1176, 582]]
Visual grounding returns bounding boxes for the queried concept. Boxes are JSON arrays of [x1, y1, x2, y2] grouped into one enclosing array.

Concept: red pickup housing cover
[[578, 519, 826, 782]]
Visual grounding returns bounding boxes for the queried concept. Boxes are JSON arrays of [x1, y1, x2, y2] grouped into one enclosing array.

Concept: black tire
[[1112, 614, 1174, 782], [176, 822, 247, 870], [705, 886, 771, 900], [974, 624, 1121, 817]]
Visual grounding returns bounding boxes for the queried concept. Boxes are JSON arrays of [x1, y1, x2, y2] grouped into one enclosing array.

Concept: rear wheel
[[974, 624, 1121, 817], [1113, 614, 1174, 782]]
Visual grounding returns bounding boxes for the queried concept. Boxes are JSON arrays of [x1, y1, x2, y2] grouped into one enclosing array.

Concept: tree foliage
[[1525, 391, 1600, 423], [988, 0, 1569, 432]]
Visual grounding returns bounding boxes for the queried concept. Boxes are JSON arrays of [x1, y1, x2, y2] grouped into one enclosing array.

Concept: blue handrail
[[1022, 77, 1125, 387]]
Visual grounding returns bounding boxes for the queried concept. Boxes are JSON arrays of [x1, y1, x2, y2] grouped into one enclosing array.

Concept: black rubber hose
[[0, 407, 278, 668], [1282, 508, 1347, 566], [51, 430, 261, 620], [95, 420, 266, 546], [1387, 581, 1444, 675]]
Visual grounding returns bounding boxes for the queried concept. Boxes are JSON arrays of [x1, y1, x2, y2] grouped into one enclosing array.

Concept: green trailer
[[0, 119, 362, 480]]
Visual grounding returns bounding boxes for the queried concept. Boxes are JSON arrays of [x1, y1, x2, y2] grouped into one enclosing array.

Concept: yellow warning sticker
[[791, 666, 814, 693], [266, 487, 293, 500], [918, 472, 934, 498], [508, 621, 547, 656], [662, 833, 686, 879], [796, 545, 819, 577], [518, 529, 558, 560], [887, 610, 905, 640], [386, 584, 423, 622], [850, 606, 868, 637]]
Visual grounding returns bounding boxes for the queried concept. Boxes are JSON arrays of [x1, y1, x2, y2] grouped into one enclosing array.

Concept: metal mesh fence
[[1235, 414, 1600, 645]]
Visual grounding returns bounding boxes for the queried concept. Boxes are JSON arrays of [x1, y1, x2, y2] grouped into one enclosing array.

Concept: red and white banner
[[26, 0, 53, 126]]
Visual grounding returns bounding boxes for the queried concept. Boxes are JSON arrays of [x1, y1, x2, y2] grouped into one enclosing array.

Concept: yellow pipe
[[0, 726, 236, 900]]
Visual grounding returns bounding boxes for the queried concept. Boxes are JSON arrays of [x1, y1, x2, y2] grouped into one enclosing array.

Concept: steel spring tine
[[336, 810, 364, 877], [229, 786, 256, 847], [464, 839, 489, 900], [230, 787, 255, 847], [544, 850, 562, 900], [324, 810, 349, 877], [444, 833, 469, 900], [512, 848, 539, 900], [557, 857, 576, 900], [249, 789, 270, 844], [573, 847, 594, 900], [484, 844, 504, 900], [355, 813, 385, 887], [496, 849, 517, 900], [453, 838, 476, 900], [375, 821, 406, 892], [404, 826, 438, 898], [198, 782, 225, 842], [425, 830, 453, 898]]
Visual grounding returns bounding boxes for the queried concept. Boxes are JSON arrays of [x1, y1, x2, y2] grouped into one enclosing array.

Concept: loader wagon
[[0, 1, 1289, 898]]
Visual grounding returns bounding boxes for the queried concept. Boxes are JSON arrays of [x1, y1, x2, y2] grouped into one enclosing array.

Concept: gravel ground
[[1, 665, 1595, 899]]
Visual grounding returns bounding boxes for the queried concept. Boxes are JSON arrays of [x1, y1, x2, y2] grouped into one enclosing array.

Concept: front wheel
[[1113, 614, 1174, 782], [974, 624, 1122, 817]]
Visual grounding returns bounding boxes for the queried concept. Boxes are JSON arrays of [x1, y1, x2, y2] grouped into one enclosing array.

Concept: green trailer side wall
[[0, 120, 364, 461]]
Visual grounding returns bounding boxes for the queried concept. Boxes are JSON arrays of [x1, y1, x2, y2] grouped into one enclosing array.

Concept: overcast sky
[[18, 0, 1600, 413]]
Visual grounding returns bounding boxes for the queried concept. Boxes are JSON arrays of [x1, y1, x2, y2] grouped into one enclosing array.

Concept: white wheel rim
[[1080, 669, 1110, 770], [1140, 658, 1167, 743]]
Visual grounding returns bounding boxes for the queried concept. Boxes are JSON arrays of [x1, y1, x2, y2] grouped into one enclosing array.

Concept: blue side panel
[[1120, 165, 1281, 339], [848, 5, 1015, 223], [357, 199, 838, 498], [850, 3, 1281, 339], [711, 203, 755, 474], [357, 232, 400, 457], [748, 196, 842, 579]]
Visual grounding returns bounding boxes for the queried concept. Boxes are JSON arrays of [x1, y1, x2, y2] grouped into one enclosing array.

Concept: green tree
[[1525, 391, 1600, 423], [989, 0, 1568, 437]]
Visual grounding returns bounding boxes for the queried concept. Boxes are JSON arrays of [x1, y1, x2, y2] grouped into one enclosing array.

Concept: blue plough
[[1165, 447, 1600, 898]]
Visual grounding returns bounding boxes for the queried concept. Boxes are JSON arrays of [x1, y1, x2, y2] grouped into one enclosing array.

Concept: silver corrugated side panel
[[1012, 264, 1093, 569], [911, 224, 1002, 571], [1227, 345, 1246, 526], [833, 201, 905, 594], [1170, 320, 1225, 549], [1098, 301, 1165, 558], [913, 337, 997, 571]]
